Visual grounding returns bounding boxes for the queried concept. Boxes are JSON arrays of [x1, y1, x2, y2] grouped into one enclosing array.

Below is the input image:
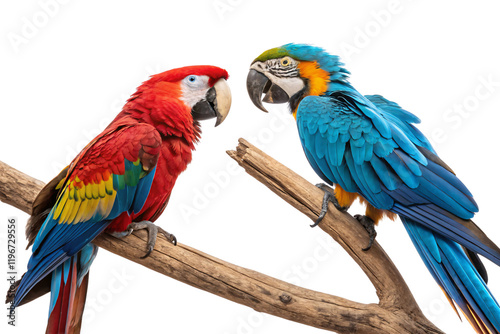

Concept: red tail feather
[[46, 259, 89, 334]]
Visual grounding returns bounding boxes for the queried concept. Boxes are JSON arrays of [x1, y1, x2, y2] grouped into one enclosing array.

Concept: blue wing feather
[[302, 146, 332, 185], [404, 218, 500, 332]]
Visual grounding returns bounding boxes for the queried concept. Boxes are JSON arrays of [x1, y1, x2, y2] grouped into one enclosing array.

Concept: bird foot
[[354, 215, 377, 251], [126, 221, 177, 258], [312, 183, 349, 228], [109, 230, 131, 238]]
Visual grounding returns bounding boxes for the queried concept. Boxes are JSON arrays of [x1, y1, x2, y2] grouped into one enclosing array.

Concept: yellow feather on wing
[[79, 186, 86, 202], [105, 178, 114, 195], [92, 183, 99, 199], [98, 195, 109, 217], [53, 189, 69, 220], [86, 198, 99, 220], [74, 199, 89, 224], [68, 185, 74, 200], [59, 197, 75, 224], [68, 198, 82, 224], [85, 183, 92, 199], [98, 181, 106, 198]]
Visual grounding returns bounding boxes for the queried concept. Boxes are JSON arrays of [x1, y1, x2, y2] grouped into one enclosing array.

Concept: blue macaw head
[[247, 43, 350, 113]]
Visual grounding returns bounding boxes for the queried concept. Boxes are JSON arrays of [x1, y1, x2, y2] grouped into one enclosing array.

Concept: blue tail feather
[[402, 217, 500, 333]]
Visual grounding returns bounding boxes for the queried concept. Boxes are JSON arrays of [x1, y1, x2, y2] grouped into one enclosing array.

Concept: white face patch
[[250, 62, 305, 97], [180, 75, 211, 108], [270, 75, 305, 97]]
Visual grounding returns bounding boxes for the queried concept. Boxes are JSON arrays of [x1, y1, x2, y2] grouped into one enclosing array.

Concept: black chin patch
[[289, 82, 309, 113], [192, 99, 216, 121]]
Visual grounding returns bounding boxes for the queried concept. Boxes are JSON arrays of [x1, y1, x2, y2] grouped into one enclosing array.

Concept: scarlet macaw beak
[[192, 78, 232, 127]]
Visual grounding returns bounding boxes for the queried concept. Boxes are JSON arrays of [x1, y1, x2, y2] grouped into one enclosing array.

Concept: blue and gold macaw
[[246, 43, 500, 334]]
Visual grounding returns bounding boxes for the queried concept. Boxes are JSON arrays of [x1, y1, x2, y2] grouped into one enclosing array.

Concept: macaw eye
[[182, 75, 210, 93], [281, 57, 292, 67], [184, 75, 206, 88]]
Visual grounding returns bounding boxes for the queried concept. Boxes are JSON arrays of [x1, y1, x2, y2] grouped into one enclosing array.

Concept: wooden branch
[[228, 139, 421, 309], [0, 141, 443, 334], [0, 161, 44, 214]]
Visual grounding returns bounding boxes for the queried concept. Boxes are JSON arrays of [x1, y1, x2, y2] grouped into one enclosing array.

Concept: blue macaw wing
[[296, 92, 500, 265]]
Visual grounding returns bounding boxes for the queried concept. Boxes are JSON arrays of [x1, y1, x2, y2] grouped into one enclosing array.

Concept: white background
[[1, 0, 500, 333]]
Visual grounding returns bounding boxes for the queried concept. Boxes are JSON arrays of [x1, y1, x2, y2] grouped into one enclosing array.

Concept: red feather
[[46, 259, 86, 334], [146, 65, 229, 86]]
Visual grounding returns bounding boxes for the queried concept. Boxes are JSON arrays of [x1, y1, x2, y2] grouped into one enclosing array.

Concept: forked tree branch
[[0, 138, 443, 334]]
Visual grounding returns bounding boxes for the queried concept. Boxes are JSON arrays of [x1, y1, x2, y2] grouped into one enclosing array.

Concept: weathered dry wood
[[0, 161, 44, 214], [0, 142, 444, 334], [228, 139, 419, 310]]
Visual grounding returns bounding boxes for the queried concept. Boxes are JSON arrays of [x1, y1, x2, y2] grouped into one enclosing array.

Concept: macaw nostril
[[257, 63, 266, 71]]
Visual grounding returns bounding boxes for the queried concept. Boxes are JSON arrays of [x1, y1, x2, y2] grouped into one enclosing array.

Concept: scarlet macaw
[[246, 43, 500, 333], [8, 65, 231, 333]]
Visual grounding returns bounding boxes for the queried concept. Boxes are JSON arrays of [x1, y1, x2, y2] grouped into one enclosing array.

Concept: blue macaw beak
[[247, 69, 290, 113]]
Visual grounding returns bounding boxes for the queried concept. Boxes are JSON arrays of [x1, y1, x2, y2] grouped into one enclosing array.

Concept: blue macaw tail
[[402, 217, 500, 333], [46, 243, 98, 334]]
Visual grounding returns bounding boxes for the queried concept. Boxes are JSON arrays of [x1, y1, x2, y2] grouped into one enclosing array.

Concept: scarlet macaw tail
[[402, 217, 500, 334], [46, 244, 97, 334]]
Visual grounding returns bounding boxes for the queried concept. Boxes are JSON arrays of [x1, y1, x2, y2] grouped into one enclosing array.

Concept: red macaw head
[[134, 65, 231, 127]]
